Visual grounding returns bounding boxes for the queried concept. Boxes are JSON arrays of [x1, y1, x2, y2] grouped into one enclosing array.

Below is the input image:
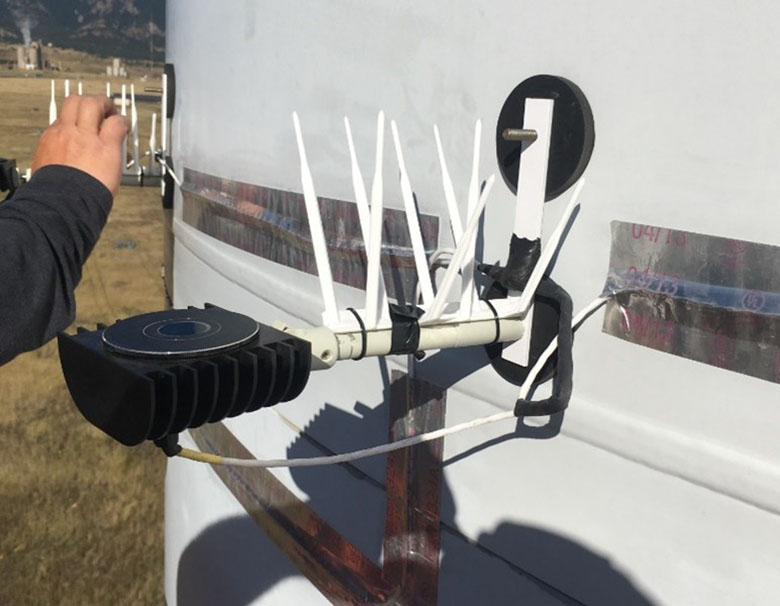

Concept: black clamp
[[480, 238, 575, 417]]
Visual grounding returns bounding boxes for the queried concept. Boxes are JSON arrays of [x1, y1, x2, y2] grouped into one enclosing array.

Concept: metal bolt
[[502, 128, 538, 142]]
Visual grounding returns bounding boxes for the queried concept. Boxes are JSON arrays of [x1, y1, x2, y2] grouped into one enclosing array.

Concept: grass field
[[0, 72, 166, 604]]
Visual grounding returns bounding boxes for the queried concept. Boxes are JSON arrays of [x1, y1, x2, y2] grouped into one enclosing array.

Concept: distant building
[[16, 42, 43, 71]]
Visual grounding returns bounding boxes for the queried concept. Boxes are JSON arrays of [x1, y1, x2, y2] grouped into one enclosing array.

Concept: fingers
[[76, 96, 116, 133], [58, 95, 81, 125], [99, 114, 129, 146]]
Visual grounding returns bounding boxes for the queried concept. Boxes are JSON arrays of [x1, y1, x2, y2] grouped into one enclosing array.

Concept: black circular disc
[[496, 75, 595, 201], [103, 307, 258, 359]]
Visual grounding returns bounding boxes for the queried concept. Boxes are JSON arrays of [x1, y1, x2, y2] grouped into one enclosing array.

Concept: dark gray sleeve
[[0, 164, 112, 365]]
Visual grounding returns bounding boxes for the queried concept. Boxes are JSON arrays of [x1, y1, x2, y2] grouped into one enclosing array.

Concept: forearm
[[0, 165, 112, 365]]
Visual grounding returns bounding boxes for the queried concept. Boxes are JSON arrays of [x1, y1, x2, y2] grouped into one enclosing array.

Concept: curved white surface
[[165, 1, 780, 604]]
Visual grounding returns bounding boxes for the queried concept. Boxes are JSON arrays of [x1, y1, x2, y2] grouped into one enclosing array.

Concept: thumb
[[99, 114, 129, 146]]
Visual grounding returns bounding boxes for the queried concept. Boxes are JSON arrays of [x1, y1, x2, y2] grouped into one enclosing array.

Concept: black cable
[[513, 278, 574, 417]]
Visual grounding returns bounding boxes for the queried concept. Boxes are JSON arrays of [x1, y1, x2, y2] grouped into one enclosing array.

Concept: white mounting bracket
[[503, 97, 554, 366]]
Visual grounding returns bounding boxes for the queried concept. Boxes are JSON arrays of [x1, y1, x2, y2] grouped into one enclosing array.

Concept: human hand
[[32, 95, 129, 196]]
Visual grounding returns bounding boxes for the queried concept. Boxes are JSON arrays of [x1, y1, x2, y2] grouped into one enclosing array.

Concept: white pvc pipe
[[78, 80, 83, 96], [191, 297, 606, 469], [64, 79, 70, 98]]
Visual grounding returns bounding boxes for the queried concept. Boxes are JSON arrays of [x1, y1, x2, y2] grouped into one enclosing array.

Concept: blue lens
[[157, 320, 211, 337]]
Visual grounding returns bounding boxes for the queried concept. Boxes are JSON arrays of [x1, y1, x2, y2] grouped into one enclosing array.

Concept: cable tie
[[346, 307, 368, 360]]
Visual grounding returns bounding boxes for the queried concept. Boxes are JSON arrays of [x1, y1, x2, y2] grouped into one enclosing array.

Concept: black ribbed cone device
[[58, 304, 311, 446]]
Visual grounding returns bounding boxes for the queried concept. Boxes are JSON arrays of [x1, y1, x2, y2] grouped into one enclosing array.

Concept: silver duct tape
[[180, 168, 440, 304], [602, 221, 780, 384]]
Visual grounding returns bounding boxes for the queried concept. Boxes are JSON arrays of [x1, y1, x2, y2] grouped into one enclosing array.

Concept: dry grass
[[0, 72, 166, 605]]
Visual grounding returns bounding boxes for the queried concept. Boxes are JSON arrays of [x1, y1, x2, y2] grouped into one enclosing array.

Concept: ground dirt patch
[[0, 73, 166, 605]]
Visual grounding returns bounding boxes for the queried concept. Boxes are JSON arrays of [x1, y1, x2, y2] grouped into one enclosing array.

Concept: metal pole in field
[[130, 84, 141, 175], [121, 84, 128, 171], [148, 113, 157, 174], [49, 80, 57, 125]]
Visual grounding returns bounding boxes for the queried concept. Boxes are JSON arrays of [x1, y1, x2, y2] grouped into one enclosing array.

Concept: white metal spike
[[424, 174, 496, 322], [514, 178, 586, 315], [390, 120, 435, 306], [344, 116, 388, 328], [293, 112, 339, 326], [64, 79, 70, 98], [365, 111, 386, 329], [459, 119, 482, 320], [433, 125, 463, 242], [48, 80, 57, 125], [78, 80, 83, 96], [130, 84, 141, 175]]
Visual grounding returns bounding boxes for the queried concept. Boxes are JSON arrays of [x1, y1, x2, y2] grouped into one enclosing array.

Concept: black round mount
[[495, 75, 595, 201]]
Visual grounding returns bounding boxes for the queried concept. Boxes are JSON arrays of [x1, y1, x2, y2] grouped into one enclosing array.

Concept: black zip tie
[[346, 307, 368, 360], [484, 299, 501, 344]]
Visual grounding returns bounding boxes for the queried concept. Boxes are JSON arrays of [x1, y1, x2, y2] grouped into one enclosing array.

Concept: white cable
[[518, 296, 608, 400], [193, 296, 608, 468], [413, 247, 455, 306]]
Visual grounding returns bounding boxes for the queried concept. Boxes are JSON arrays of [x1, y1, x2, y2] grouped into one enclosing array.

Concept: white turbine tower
[[48, 80, 57, 125]]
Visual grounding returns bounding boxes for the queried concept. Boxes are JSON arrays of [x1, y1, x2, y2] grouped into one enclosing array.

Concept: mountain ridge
[[0, 0, 164, 61]]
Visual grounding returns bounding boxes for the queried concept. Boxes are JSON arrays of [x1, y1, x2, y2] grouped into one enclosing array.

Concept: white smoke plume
[[6, 0, 39, 47]]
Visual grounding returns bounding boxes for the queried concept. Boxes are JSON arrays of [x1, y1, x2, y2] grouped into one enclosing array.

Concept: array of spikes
[[47, 78, 161, 177], [292, 110, 585, 336]]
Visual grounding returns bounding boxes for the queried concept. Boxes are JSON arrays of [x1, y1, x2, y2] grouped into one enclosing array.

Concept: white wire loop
[[179, 297, 608, 468]]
